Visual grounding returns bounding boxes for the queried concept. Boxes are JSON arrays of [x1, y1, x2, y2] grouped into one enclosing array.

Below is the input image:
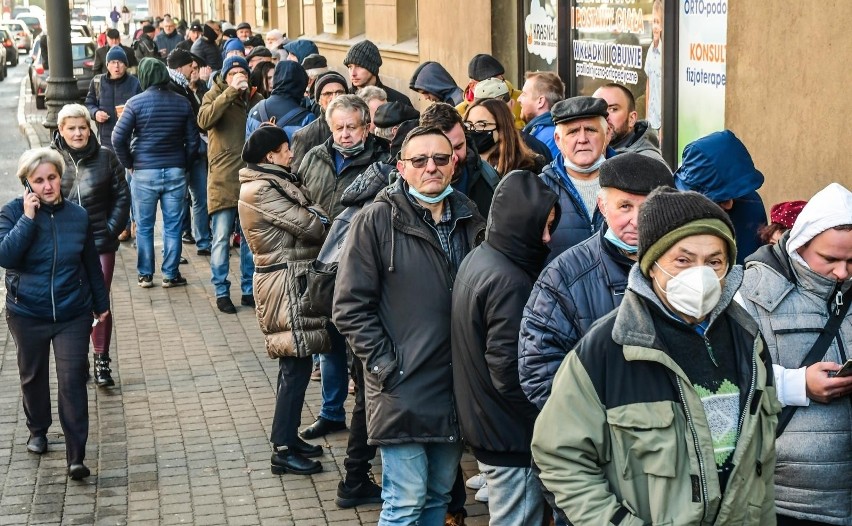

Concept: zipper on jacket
[[50, 212, 57, 322], [676, 376, 708, 518], [737, 350, 758, 445], [701, 335, 719, 367], [75, 157, 84, 205]]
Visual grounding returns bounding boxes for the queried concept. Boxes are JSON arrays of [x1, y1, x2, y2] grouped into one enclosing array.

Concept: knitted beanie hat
[[313, 71, 348, 100], [223, 37, 245, 57], [242, 125, 289, 164], [638, 187, 737, 276], [106, 45, 128, 66], [137, 57, 170, 90], [221, 56, 250, 78], [167, 49, 194, 69], [344, 40, 382, 76]]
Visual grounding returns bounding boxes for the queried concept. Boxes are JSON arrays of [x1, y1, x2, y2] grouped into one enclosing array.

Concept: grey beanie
[[344, 40, 382, 76]]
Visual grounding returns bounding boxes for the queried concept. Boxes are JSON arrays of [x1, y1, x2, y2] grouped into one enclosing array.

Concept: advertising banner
[[677, 0, 727, 162], [524, 0, 559, 72]]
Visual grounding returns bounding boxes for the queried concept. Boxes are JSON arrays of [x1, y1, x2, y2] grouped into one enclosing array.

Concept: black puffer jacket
[[333, 179, 485, 445], [518, 225, 633, 410], [451, 171, 558, 467], [52, 134, 131, 254]]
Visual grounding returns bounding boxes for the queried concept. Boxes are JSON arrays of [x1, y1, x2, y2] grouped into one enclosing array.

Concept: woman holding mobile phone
[[0, 147, 111, 480]]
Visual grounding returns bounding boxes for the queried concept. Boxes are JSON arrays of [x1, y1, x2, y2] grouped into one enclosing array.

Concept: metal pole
[[43, 0, 79, 129]]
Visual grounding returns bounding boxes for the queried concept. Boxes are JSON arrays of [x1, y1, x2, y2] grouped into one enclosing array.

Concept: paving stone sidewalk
[[0, 80, 488, 525]]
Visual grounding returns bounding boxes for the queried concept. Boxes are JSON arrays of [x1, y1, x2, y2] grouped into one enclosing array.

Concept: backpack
[[251, 100, 313, 141]]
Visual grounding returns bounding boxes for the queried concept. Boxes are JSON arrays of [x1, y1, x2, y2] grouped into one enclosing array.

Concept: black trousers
[[343, 353, 378, 486], [777, 515, 833, 526], [270, 355, 312, 447], [8, 312, 92, 466]]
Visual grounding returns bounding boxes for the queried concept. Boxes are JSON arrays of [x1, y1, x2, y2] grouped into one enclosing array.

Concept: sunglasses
[[400, 154, 452, 168]]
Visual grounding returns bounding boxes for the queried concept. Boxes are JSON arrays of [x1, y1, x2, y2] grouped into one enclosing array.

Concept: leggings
[[91, 252, 116, 354]]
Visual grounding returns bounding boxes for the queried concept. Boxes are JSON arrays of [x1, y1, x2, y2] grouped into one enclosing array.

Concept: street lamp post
[[43, 0, 79, 129]]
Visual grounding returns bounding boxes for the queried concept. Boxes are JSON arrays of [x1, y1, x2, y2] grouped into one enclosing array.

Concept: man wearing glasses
[[290, 71, 349, 172], [156, 17, 182, 56], [333, 126, 485, 525]]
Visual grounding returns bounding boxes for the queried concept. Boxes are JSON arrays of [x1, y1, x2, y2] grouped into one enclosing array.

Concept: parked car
[[16, 14, 44, 38], [1, 21, 32, 54], [70, 21, 93, 38], [0, 28, 16, 67], [28, 36, 95, 109], [0, 33, 7, 80]]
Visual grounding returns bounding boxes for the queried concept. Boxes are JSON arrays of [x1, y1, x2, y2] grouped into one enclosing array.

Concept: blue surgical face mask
[[408, 184, 453, 204], [564, 154, 606, 174], [604, 226, 638, 254]]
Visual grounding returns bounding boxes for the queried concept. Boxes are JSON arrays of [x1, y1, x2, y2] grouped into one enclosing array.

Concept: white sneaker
[[474, 482, 489, 503], [465, 472, 486, 490]]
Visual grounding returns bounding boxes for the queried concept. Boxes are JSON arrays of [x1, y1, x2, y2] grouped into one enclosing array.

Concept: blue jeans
[[319, 323, 348, 423], [131, 168, 186, 279], [379, 442, 463, 526], [477, 461, 545, 526], [210, 207, 253, 298], [185, 155, 211, 251]]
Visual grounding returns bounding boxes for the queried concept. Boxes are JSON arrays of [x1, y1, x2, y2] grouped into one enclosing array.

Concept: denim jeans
[[319, 323, 348, 423], [183, 154, 211, 251], [131, 168, 186, 279], [477, 461, 545, 526], [379, 442, 463, 526], [210, 207, 253, 298]]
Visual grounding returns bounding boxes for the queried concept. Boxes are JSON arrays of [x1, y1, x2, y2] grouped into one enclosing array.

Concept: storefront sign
[[525, 0, 558, 65]]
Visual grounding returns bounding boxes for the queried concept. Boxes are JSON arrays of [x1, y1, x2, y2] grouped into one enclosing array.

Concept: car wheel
[[10, 52, 17, 67], [36, 93, 45, 109]]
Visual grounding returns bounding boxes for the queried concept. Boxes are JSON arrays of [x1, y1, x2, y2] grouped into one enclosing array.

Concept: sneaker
[[138, 274, 154, 288], [335, 479, 383, 508], [162, 274, 187, 288], [232, 232, 241, 247], [241, 294, 255, 307], [197, 248, 211, 256], [465, 472, 486, 490], [474, 482, 488, 503], [217, 296, 237, 314], [181, 231, 196, 244]]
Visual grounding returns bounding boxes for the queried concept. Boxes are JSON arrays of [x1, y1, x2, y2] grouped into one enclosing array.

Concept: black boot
[[271, 447, 322, 475], [93, 353, 115, 387]]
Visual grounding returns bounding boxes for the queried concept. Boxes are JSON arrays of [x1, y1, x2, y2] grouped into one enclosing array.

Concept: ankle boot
[[93, 353, 115, 387]]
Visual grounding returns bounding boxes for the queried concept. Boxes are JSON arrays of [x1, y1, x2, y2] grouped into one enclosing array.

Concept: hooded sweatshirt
[[675, 130, 767, 263], [451, 170, 559, 467], [409, 61, 464, 106], [282, 39, 318, 64], [246, 61, 315, 138]]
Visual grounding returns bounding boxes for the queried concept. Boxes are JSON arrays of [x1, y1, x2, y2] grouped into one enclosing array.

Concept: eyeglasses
[[320, 90, 347, 98], [400, 154, 452, 168], [464, 121, 497, 132]]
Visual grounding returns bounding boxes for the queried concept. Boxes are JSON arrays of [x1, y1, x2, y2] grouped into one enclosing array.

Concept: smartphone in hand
[[24, 180, 34, 193], [835, 359, 852, 378]]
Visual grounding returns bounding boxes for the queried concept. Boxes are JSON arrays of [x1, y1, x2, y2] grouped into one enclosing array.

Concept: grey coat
[[740, 236, 852, 525]]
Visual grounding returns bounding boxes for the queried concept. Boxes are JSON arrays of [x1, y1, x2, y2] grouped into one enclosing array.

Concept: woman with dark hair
[[251, 61, 276, 99], [52, 103, 130, 388], [464, 98, 546, 176], [237, 125, 331, 475], [0, 147, 110, 480]]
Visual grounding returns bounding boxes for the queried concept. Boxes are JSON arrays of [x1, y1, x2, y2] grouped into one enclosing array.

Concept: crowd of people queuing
[[1, 10, 850, 526]]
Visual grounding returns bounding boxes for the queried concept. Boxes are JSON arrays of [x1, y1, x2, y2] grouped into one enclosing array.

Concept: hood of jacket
[[282, 39, 318, 64], [613, 120, 660, 152], [137, 57, 170, 90], [674, 130, 764, 202], [340, 161, 395, 207], [270, 60, 309, 99], [410, 61, 463, 105], [786, 182, 852, 261], [485, 170, 559, 276]]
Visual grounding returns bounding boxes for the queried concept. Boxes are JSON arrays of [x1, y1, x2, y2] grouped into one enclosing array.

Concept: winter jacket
[[453, 149, 499, 218], [92, 44, 138, 76], [51, 134, 130, 254], [290, 117, 330, 173], [352, 78, 413, 107], [519, 225, 633, 410], [84, 72, 142, 151], [238, 163, 330, 358], [0, 197, 110, 322], [409, 61, 463, 105], [675, 130, 767, 263], [740, 234, 852, 525], [333, 179, 485, 445], [539, 154, 604, 262], [191, 37, 222, 71], [245, 61, 316, 138], [298, 134, 390, 220], [198, 76, 264, 215], [111, 85, 199, 171], [610, 120, 666, 165], [451, 171, 557, 467], [155, 31, 182, 55], [133, 34, 160, 62], [522, 111, 558, 160], [532, 265, 780, 526]]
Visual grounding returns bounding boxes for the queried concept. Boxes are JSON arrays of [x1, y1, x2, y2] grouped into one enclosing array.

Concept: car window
[[71, 43, 94, 60], [18, 16, 39, 25]]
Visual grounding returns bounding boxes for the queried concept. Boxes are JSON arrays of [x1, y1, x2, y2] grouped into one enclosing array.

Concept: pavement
[[1, 77, 488, 525]]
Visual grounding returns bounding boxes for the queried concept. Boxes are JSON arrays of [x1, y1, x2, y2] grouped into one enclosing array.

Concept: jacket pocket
[[7, 271, 19, 303], [607, 401, 678, 480], [208, 148, 231, 168]]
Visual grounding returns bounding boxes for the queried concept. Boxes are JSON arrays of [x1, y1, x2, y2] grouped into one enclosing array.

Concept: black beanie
[[167, 49, 194, 69], [242, 125, 289, 164], [599, 153, 673, 195], [637, 187, 737, 276], [203, 23, 218, 42], [344, 40, 382, 76], [313, 71, 348, 100], [468, 54, 504, 81], [142, 24, 155, 34]]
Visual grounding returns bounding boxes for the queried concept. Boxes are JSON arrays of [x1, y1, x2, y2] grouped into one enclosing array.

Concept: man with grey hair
[[297, 94, 390, 442], [357, 85, 387, 133]]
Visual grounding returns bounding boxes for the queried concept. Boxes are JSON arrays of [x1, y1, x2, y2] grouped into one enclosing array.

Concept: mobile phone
[[23, 180, 33, 193], [835, 359, 852, 378]]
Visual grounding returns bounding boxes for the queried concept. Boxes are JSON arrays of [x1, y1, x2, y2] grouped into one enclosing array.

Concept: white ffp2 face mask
[[654, 263, 723, 319]]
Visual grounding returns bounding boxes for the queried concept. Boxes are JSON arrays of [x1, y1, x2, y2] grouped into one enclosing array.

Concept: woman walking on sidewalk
[[237, 125, 331, 475], [0, 147, 111, 480], [52, 103, 130, 388]]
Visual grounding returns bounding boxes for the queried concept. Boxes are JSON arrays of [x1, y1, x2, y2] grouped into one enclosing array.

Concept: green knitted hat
[[137, 57, 169, 90]]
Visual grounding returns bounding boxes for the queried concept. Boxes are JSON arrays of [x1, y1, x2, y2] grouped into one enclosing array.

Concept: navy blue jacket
[[0, 198, 109, 322], [539, 153, 604, 262], [518, 226, 633, 410], [84, 72, 142, 151], [111, 85, 199, 170], [246, 61, 315, 138]]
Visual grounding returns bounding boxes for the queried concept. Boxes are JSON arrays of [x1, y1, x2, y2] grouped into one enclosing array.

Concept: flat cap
[[246, 46, 273, 61], [473, 78, 509, 100], [468, 53, 504, 81], [236, 22, 252, 31], [551, 96, 608, 125], [599, 153, 674, 195], [301, 53, 327, 70], [374, 102, 420, 128]]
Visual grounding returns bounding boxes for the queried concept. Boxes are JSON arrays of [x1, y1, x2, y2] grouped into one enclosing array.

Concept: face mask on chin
[[332, 140, 365, 157], [653, 263, 723, 320]]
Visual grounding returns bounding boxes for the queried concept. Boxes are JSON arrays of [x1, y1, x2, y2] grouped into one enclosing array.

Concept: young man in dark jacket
[[191, 23, 222, 71], [451, 170, 558, 526], [344, 39, 413, 107], [333, 126, 485, 524], [84, 46, 142, 152], [133, 25, 160, 62]]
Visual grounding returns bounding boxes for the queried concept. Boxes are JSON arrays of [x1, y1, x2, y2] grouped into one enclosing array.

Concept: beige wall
[[726, 1, 852, 208]]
